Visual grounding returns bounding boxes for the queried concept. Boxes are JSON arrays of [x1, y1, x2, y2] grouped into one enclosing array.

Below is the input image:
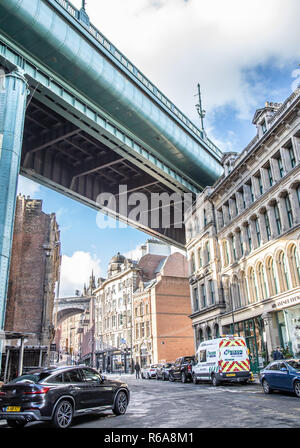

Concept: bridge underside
[[56, 308, 86, 327], [21, 93, 187, 247]]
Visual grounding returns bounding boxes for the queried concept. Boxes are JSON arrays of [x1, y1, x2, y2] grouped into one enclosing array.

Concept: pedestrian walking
[[135, 361, 141, 379], [273, 346, 284, 360]]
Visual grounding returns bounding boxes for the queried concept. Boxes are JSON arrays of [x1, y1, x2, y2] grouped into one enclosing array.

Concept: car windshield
[[184, 357, 194, 363], [287, 360, 300, 371], [9, 372, 50, 384], [164, 363, 172, 368]]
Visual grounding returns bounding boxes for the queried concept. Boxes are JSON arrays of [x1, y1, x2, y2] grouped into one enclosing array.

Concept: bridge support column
[[0, 70, 28, 374]]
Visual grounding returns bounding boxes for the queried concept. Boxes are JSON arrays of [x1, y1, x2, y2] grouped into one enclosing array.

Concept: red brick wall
[[4, 195, 58, 345]]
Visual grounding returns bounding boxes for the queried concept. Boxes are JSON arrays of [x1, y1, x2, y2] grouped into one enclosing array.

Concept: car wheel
[[193, 374, 198, 385], [141, 373, 144, 379], [113, 391, 128, 415], [147, 373, 151, 380], [6, 420, 27, 429], [294, 381, 300, 398], [262, 379, 273, 395], [169, 373, 175, 382], [156, 374, 160, 380], [211, 374, 220, 387], [52, 400, 74, 429], [181, 372, 187, 383], [162, 374, 166, 381]]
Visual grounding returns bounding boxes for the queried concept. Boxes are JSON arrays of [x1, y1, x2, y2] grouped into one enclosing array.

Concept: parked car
[[156, 363, 174, 381], [168, 356, 195, 383], [141, 364, 158, 379], [260, 359, 300, 397], [0, 365, 130, 428], [193, 336, 251, 386]]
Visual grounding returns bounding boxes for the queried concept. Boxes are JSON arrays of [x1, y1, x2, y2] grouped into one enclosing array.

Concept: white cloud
[[73, 0, 300, 129], [17, 175, 41, 197], [59, 251, 102, 297]]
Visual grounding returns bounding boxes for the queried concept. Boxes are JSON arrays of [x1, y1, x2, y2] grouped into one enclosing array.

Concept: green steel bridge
[[0, 0, 224, 338]]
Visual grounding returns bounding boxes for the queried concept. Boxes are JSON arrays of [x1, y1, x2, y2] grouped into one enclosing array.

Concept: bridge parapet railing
[[53, 0, 222, 160]]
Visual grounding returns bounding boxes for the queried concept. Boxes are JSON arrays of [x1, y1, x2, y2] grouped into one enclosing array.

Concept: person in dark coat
[[134, 362, 141, 379], [273, 347, 284, 360]]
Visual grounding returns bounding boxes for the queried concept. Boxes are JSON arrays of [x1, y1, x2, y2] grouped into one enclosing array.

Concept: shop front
[[228, 316, 266, 373], [272, 295, 300, 358], [95, 348, 132, 374]]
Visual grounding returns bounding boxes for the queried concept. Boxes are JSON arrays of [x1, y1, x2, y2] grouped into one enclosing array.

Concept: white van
[[192, 335, 251, 386]]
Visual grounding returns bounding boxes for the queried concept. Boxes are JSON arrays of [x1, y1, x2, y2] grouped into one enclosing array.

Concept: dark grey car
[[0, 365, 130, 428]]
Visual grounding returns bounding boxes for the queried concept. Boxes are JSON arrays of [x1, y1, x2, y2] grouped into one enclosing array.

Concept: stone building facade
[[185, 89, 300, 372], [133, 252, 194, 367], [4, 195, 61, 347]]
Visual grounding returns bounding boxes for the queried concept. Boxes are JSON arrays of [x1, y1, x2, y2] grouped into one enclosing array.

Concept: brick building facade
[[4, 194, 61, 347]]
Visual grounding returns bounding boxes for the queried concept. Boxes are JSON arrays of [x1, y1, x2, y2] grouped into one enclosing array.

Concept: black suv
[[0, 365, 130, 428], [168, 356, 195, 383]]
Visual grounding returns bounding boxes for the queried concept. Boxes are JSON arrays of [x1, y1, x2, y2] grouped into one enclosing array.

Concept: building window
[[231, 235, 237, 261], [191, 253, 196, 273], [239, 188, 246, 210], [261, 120, 267, 134], [198, 248, 202, 268], [274, 203, 281, 234], [288, 145, 296, 168], [248, 267, 258, 302], [264, 211, 271, 241], [288, 244, 300, 288], [247, 180, 254, 203], [257, 263, 268, 300], [219, 209, 224, 228], [193, 288, 199, 312], [238, 230, 244, 256], [246, 225, 252, 251], [203, 209, 207, 227], [285, 196, 293, 228], [267, 165, 273, 187], [257, 174, 263, 196], [277, 251, 290, 292], [206, 241, 210, 263], [297, 185, 300, 206], [201, 284, 206, 308], [209, 280, 215, 305], [255, 218, 261, 246], [277, 155, 284, 178], [222, 241, 229, 267], [266, 257, 278, 296]]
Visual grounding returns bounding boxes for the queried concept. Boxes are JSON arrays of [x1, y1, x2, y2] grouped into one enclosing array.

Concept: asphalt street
[[1, 374, 300, 429]]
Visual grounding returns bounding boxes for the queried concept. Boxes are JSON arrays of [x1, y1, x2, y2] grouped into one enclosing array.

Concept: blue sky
[[17, 0, 300, 296]]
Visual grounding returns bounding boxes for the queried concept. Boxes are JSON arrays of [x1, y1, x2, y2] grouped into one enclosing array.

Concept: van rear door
[[219, 339, 250, 374]]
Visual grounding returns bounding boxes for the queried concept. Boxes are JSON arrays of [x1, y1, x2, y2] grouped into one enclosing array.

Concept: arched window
[[206, 326, 212, 340], [266, 256, 278, 297], [288, 244, 300, 288], [231, 275, 241, 309], [257, 262, 268, 300], [276, 251, 290, 292], [248, 267, 258, 302], [214, 324, 220, 338], [198, 328, 204, 344], [239, 271, 248, 306]]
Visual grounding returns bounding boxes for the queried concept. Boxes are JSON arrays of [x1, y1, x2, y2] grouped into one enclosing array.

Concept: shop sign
[[271, 295, 300, 311]]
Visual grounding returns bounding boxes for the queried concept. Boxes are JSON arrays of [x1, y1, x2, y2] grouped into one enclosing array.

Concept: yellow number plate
[[6, 406, 21, 412], [226, 374, 236, 377]]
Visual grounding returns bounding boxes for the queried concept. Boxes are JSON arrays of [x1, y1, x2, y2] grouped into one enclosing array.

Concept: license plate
[[5, 406, 21, 412], [226, 374, 236, 377]]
